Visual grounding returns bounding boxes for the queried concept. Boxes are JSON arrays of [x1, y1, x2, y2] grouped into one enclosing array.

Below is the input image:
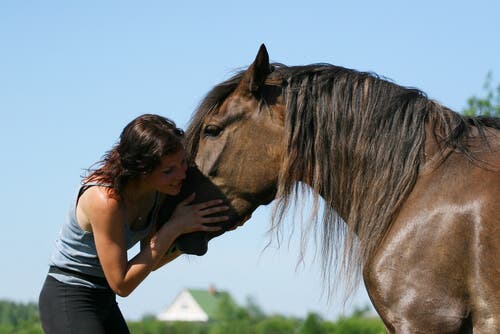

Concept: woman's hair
[[86, 114, 185, 195]]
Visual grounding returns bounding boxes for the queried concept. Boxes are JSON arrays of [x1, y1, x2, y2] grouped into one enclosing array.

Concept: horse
[[175, 44, 500, 333]]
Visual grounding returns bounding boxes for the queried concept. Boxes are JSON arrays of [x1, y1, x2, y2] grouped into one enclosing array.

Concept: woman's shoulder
[[78, 185, 124, 225]]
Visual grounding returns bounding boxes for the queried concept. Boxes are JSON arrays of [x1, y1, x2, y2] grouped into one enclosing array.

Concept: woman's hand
[[149, 193, 229, 265], [163, 193, 229, 236]]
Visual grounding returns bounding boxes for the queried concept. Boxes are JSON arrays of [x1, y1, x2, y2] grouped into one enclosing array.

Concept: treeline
[[128, 312, 386, 334], [0, 300, 42, 334], [0, 299, 385, 334], [128, 296, 385, 334]]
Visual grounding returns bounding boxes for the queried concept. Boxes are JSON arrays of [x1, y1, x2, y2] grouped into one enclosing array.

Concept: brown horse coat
[[177, 44, 499, 333]]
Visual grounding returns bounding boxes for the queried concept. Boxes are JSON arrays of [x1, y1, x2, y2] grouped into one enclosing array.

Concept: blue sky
[[1, 0, 499, 321]]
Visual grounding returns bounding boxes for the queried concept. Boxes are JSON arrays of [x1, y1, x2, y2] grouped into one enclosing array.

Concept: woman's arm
[[152, 248, 183, 270], [83, 189, 227, 297], [84, 188, 176, 297], [141, 228, 183, 271]]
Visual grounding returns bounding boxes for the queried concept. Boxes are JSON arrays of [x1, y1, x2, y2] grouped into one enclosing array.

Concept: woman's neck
[[121, 180, 157, 228], [122, 179, 155, 204]]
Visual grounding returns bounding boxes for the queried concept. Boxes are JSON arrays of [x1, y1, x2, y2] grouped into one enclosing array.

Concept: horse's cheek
[[195, 137, 227, 176]]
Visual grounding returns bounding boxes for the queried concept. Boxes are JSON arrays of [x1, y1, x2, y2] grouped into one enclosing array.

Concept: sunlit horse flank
[[183, 44, 499, 333]]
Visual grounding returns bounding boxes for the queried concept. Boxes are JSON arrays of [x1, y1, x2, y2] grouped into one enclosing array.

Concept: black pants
[[39, 275, 130, 334]]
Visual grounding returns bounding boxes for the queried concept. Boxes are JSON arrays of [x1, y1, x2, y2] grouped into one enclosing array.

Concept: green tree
[[332, 315, 386, 334], [208, 294, 252, 334], [351, 306, 372, 318], [214, 294, 249, 321], [128, 317, 210, 334], [299, 312, 325, 334], [0, 300, 42, 334], [462, 72, 500, 116], [253, 314, 300, 334], [245, 296, 266, 321]]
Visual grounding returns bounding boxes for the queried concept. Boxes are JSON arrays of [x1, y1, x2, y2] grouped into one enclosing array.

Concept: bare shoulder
[[76, 186, 124, 232]]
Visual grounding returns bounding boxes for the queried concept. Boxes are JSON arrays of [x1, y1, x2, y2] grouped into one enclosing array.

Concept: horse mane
[[186, 63, 499, 298]]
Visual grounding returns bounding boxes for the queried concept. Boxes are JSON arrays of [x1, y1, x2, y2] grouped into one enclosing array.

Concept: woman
[[39, 114, 229, 333]]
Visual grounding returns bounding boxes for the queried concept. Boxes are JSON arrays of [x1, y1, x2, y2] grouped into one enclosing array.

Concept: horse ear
[[240, 44, 272, 93]]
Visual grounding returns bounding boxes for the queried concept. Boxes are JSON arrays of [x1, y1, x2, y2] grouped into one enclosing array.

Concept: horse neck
[[277, 70, 437, 264]]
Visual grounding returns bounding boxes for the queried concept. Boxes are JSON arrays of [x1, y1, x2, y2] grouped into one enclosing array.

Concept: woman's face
[[146, 148, 188, 195]]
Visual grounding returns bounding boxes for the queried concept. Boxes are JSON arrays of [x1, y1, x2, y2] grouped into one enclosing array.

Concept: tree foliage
[[129, 301, 387, 334], [1, 298, 384, 334], [462, 72, 500, 117], [0, 300, 42, 334]]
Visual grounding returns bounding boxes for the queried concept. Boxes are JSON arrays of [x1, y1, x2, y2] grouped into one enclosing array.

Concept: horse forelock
[[185, 70, 245, 160], [185, 64, 286, 159]]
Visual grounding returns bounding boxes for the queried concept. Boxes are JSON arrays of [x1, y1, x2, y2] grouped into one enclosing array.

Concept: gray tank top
[[49, 183, 160, 289]]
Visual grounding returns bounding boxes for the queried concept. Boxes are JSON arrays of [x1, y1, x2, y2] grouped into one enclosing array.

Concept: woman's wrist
[[149, 222, 181, 258], [160, 218, 185, 239]]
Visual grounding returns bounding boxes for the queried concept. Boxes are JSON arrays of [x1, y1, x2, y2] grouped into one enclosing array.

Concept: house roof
[[187, 289, 234, 319]]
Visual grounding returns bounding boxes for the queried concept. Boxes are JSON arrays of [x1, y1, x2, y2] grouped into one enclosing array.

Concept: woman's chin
[[161, 185, 182, 196]]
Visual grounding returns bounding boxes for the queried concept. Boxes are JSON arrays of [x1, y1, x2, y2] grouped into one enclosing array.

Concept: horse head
[[157, 46, 284, 255], [185, 44, 285, 221]]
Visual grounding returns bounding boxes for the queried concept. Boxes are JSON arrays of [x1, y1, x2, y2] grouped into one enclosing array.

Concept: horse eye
[[203, 124, 223, 137]]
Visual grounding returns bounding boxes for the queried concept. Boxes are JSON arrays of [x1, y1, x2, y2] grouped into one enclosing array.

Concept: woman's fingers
[[202, 225, 223, 232], [199, 205, 229, 216], [201, 215, 229, 224], [195, 199, 225, 210], [170, 196, 232, 234]]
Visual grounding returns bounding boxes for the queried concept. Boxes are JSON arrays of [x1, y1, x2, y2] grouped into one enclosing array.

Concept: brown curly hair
[[86, 114, 184, 195]]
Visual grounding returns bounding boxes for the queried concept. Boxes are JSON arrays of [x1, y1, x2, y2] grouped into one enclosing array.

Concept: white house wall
[[157, 290, 209, 322]]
